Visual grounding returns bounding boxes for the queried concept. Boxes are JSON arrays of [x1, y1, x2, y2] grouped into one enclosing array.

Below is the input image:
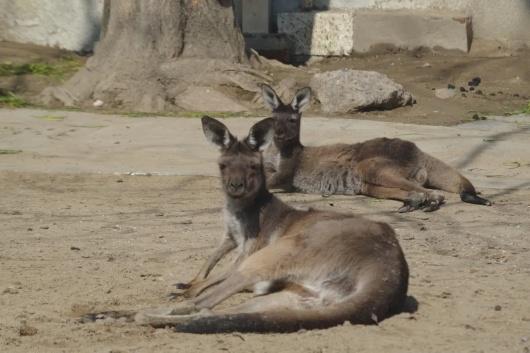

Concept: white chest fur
[[223, 209, 246, 248]]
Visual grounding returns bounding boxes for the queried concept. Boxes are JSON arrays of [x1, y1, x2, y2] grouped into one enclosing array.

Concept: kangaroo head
[[260, 83, 311, 146], [202, 116, 274, 200]]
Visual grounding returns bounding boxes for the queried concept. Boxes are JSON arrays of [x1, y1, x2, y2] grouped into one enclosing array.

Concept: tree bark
[[41, 0, 268, 112]]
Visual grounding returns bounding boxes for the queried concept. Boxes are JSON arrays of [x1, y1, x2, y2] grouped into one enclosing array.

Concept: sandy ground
[[1, 109, 530, 352]]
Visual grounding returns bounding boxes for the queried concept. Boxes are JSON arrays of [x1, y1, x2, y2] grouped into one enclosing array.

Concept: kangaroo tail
[[425, 155, 491, 206], [171, 306, 376, 334]]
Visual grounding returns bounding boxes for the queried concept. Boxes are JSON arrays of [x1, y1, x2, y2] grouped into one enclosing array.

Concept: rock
[[468, 77, 481, 87], [448, 83, 456, 89], [93, 100, 104, 107], [19, 322, 38, 336], [460, 86, 467, 92], [435, 88, 456, 99], [310, 69, 414, 113]]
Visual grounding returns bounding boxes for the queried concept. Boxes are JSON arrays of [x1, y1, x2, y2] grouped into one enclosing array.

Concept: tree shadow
[[79, 0, 103, 54], [455, 125, 530, 170]]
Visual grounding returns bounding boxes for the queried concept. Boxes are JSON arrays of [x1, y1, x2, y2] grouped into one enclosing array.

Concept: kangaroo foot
[[398, 192, 426, 213], [135, 304, 201, 327], [422, 191, 445, 212]]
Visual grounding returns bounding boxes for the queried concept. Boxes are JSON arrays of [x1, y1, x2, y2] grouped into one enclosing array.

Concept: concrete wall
[[0, 0, 103, 52], [274, 0, 530, 47], [0, 0, 527, 51]]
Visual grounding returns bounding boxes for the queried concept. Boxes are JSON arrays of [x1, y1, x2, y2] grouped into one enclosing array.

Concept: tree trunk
[[41, 0, 269, 112]]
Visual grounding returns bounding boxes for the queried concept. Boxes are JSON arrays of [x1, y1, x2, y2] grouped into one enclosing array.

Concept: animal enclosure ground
[[1, 172, 529, 352]]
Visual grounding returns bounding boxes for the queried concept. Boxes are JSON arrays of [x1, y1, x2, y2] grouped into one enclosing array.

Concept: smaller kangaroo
[[83, 116, 409, 333], [259, 84, 491, 212]]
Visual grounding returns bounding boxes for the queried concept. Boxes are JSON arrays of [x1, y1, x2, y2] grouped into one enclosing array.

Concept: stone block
[[277, 10, 355, 56], [242, 0, 270, 34], [353, 10, 472, 53]]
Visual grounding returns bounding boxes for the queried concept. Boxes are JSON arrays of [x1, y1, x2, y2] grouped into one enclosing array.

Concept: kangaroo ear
[[201, 116, 236, 150], [260, 83, 281, 110], [291, 87, 312, 112], [246, 118, 274, 151]]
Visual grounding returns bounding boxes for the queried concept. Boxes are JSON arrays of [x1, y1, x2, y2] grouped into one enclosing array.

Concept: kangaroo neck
[[276, 140, 303, 158], [224, 187, 292, 241]]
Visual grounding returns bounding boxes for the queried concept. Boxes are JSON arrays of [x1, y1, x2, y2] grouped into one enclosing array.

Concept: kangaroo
[[259, 84, 491, 212], [83, 116, 409, 333]]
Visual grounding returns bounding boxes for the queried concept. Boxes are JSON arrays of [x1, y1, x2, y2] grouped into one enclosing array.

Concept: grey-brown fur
[[260, 84, 491, 212], [82, 117, 409, 333]]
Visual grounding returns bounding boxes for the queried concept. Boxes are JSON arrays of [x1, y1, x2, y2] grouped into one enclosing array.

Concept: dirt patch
[[0, 172, 529, 352], [1, 41, 529, 125]]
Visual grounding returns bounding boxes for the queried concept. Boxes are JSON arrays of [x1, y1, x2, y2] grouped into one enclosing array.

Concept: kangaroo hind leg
[[356, 158, 445, 212]]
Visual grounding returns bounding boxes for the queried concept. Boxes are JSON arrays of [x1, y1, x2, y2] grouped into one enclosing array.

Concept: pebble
[[468, 77, 481, 87], [3, 286, 19, 294], [19, 322, 38, 336], [494, 305, 502, 311]]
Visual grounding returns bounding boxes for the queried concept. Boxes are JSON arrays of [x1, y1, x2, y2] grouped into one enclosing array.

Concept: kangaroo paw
[[174, 282, 192, 290], [79, 310, 136, 324], [422, 192, 445, 212]]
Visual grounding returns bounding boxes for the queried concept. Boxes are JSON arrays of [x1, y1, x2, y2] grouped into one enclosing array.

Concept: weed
[[0, 149, 22, 155], [0, 92, 27, 108], [0, 57, 83, 80]]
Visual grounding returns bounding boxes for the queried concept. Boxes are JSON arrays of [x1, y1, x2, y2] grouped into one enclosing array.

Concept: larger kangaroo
[[260, 84, 491, 212], [84, 117, 409, 333]]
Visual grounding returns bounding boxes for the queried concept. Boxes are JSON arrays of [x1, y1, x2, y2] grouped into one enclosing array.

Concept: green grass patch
[[34, 114, 66, 121], [522, 101, 530, 114], [0, 149, 22, 155], [0, 92, 27, 108], [0, 56, 83, 80]]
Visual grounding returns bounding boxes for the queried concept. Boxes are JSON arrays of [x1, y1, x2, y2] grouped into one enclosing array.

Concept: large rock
[[310, 69, 414, 113]]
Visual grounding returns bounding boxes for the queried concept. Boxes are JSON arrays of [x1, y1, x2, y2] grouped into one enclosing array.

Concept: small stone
[[475, 90, 483, 95], [514, 93, 520, 97], [329, 203, 334, 207], [469, 87, 475, 91], [70, 246, 81, 251], [27, 228, 33, 231], [489, 93, 496, 96], [494, 305, 502, 311], [19, 322, 38, 336], [435, 88, 456, 99], [93, 100, 104, 107], [447, 83, 456, 89], [420, 226, 427, 231], [472, 114, 480, 120], [468, 77, 481, 87], [156, 212, 165, 217], [459, 86, 467, 92], [40, 226, 49, 230], [3, 286, 19, 294], [116, 179, 123, 183], [114, 141, 120, 144]]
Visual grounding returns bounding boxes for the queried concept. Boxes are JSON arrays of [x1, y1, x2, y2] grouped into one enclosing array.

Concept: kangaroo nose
[[229, 181, 244, 192]]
